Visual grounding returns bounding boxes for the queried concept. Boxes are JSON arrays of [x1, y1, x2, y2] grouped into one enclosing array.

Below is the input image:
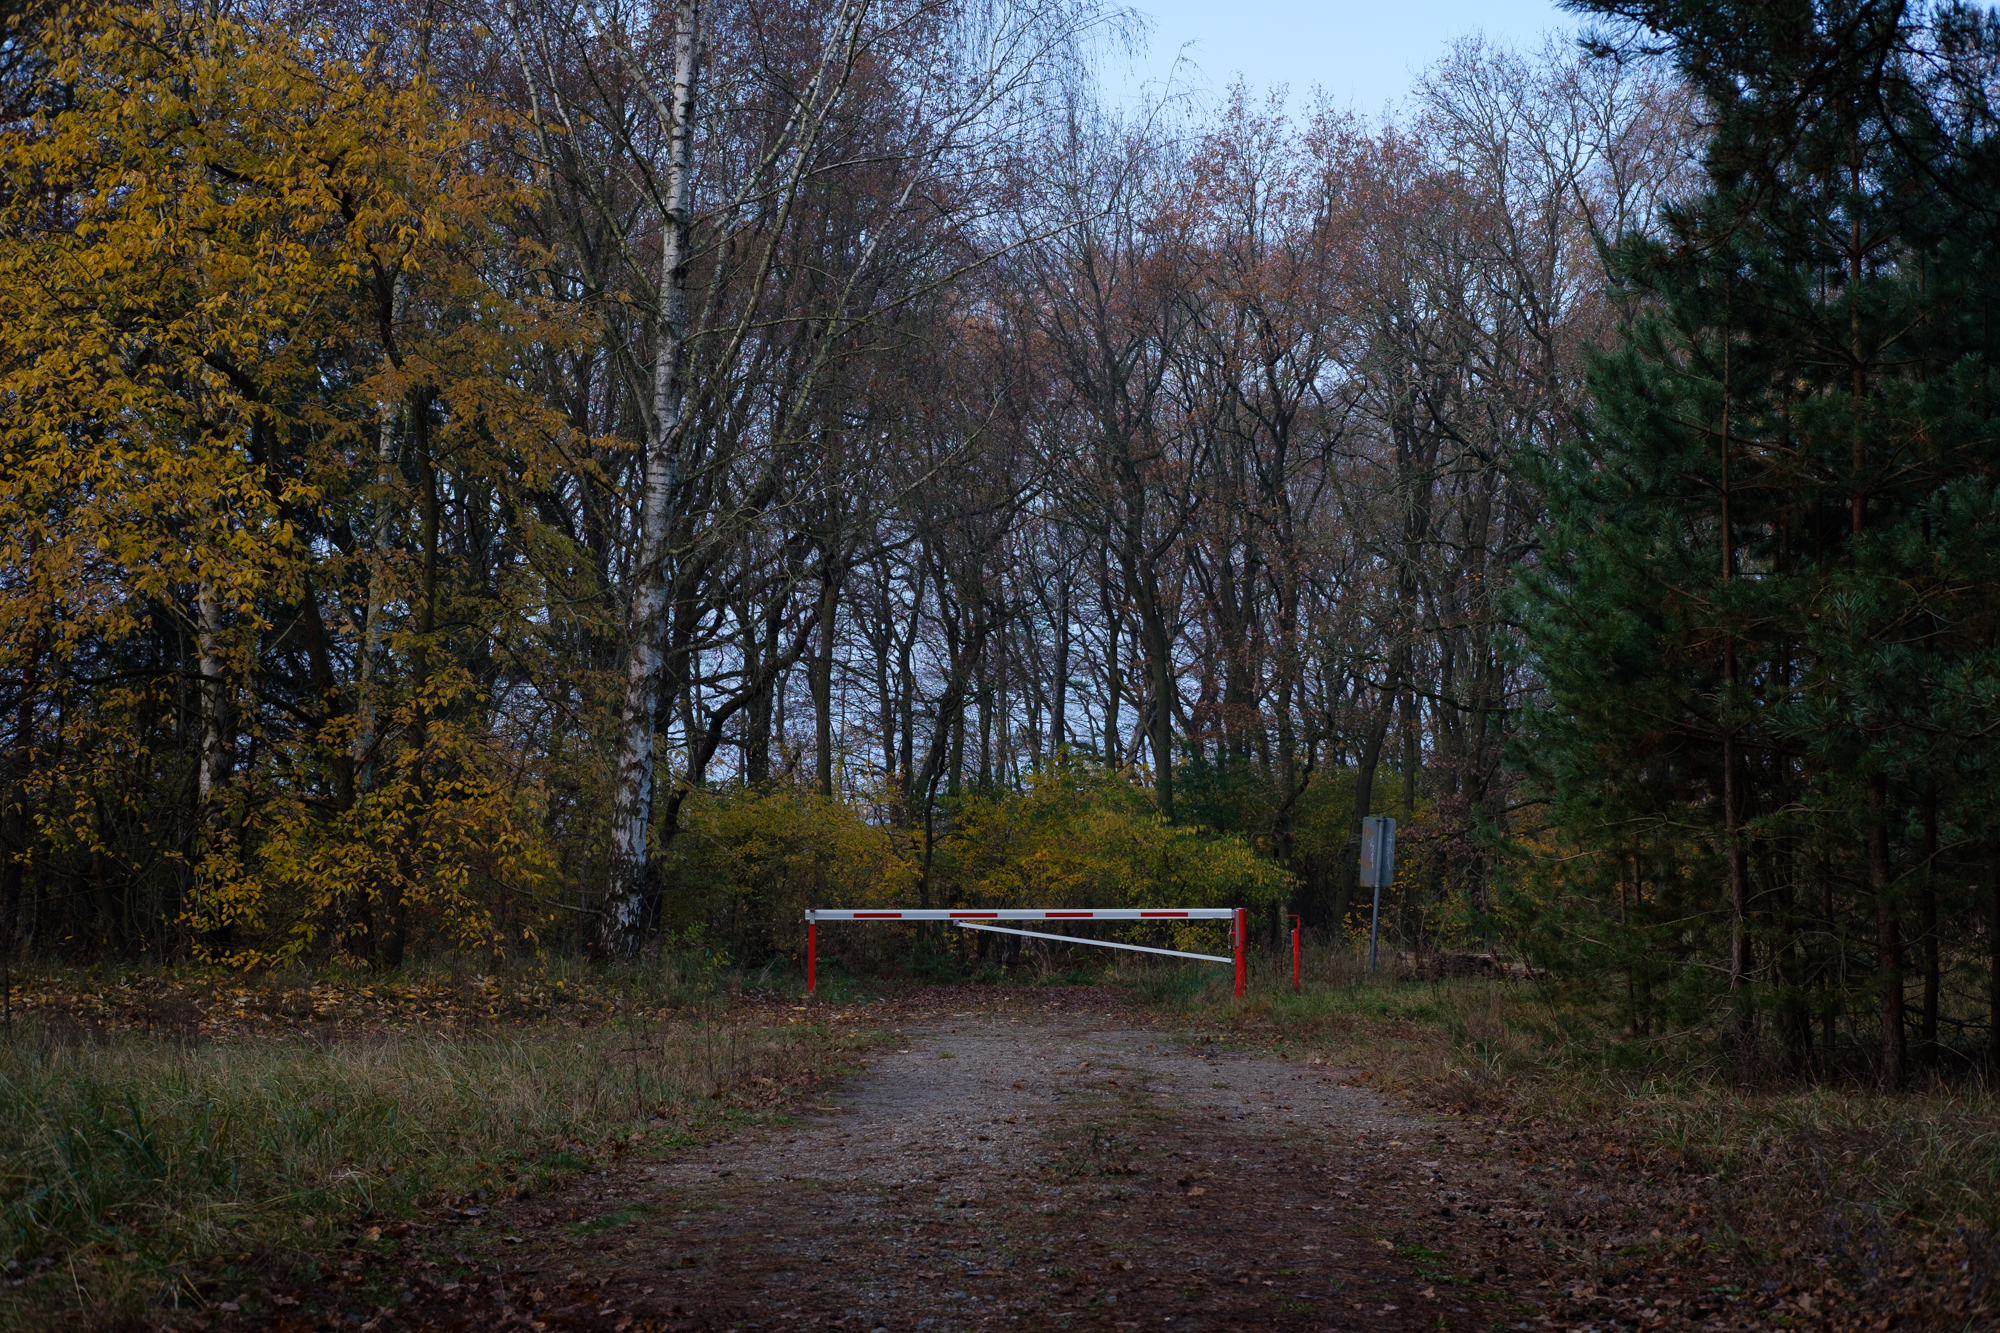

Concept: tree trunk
[[814, 558, 841, 798], [746, 594, 780, 786], [908, 597, 987, 900], [380, 396, 440, 970], [681, 640, 704, 787], [195, 580, 228, 819], [1724, 728, 1753, 1057], [0, 796, 17, 971], [1720, 319, 1755, 1061], [1400, 689, 1419, 814], [1127, 557, 1175, 820], [947, 694, 965, 797], [874, 568, 896, 791], [895, 559, 924, 818], [1099, 546, 1120, 763], [1, 646, 30, 969], [1820, 849, 1839, 1070], [1869, 773, 1905, 1089], [1271, 549, 1303, 878], [1990, 857, 2000, 1073], [1920, 784, 1938, 1061], [356, 272, 407, 794], [1051, 572, 1069, 755], [976, 633, 993, 789], [606, 0, 700, 955]]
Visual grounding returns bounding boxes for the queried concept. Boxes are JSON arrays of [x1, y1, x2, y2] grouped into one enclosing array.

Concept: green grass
[[0, 961, 869, 1331]]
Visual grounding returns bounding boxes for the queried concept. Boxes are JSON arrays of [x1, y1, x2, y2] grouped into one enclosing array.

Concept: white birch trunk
[[196, 578, 228, 814], [605, 0, 700, 954]]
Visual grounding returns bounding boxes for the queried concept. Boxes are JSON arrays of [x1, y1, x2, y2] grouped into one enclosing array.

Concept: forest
[[1, 0, 1997, 1091]]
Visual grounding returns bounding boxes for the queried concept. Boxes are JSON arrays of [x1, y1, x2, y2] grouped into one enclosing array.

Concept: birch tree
[[503, 0, 1111, 950]]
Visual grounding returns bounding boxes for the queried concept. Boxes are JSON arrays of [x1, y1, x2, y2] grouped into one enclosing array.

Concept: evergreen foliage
[[1516, 0, 2000, 1082]]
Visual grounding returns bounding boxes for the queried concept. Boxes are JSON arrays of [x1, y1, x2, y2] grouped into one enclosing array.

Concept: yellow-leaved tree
[[0, 0, 576, 963]]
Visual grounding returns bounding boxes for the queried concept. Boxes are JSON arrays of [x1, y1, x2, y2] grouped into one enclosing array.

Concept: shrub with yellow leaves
[[932, 757, 1294, 956]]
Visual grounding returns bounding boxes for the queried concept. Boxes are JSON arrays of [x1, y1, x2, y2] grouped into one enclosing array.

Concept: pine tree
[[1517, 0, 2000, 1084]]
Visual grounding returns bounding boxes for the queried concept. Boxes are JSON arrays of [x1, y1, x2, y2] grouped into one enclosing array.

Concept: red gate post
[[1233, 908, 1246, 998], [1290, 914, 1301, 992], [807, 921, 817, 996]]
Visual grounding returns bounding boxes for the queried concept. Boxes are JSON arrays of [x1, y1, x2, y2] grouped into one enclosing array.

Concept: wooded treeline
[[1, 0, 1996, 1081]]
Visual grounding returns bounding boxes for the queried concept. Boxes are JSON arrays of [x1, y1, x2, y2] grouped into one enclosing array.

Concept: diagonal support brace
[[952, 919, 1233, 964]]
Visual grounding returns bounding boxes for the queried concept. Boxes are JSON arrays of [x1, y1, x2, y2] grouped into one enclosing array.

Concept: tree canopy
[[2, 0, 1995, 1081]]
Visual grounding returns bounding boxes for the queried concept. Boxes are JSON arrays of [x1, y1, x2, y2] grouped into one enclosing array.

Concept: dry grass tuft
[[0, 962, 865, 1331]]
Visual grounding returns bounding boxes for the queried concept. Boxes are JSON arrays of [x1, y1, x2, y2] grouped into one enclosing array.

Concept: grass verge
[[1127, 944, 2000, 1291], [0, 960, 870, 1331]]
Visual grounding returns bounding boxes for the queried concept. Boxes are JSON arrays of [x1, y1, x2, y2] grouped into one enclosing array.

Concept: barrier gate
[[802, 907, 1247, 996]]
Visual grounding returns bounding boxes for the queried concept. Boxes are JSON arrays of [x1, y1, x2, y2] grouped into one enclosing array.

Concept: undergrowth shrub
[[666, 788, 914, 967], [661, 760, 1295, 979], [933, 760, 1291, 956]]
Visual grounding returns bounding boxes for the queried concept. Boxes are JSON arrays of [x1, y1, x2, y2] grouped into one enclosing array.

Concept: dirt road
[[377, 992, 1578, 1332]]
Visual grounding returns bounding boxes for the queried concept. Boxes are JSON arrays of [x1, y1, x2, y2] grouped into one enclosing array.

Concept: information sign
[[1360, 816, 1396, 971]]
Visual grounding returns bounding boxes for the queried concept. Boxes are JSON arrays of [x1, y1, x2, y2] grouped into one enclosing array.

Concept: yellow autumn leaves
[[0, 2, 1308, 970], [0, 2, 573, 964]]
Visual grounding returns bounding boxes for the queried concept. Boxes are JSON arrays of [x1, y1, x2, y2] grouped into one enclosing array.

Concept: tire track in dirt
[[382, 998, 1540, 1332]]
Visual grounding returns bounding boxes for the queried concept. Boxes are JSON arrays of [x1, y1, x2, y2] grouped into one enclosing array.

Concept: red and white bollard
[[1290, 914, 1301, 992], [806, 921, 817, 997], [1233, 908, 1246, 997]]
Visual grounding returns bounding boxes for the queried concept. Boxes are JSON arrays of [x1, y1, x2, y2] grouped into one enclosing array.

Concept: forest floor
[[203, 985, 1991, 1333]]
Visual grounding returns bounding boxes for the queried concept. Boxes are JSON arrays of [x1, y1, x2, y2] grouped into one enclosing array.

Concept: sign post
[[1360, 816, 1396, 973]]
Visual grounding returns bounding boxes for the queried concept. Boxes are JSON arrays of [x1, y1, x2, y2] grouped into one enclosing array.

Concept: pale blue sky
[[1111, 0, 1580, 114]]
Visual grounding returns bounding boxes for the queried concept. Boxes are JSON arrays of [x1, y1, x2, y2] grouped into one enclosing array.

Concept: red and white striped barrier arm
[[803, 908, 1236, 920], [802, 907, 1249, 998]]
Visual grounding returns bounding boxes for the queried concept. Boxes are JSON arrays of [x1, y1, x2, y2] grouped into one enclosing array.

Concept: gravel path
[[222, 991, 2000, 1333], [383, 995, 1544, 1332]]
